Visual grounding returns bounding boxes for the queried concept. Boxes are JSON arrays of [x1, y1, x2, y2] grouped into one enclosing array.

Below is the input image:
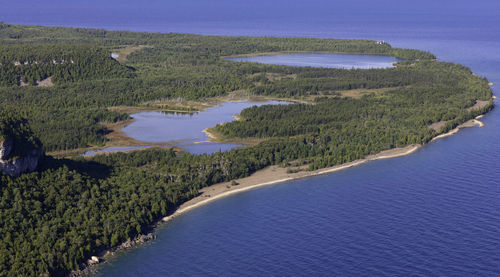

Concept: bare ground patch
[[428, 99, 490, 132], [112, 45, 153, 62], [36, 76, 54, 87], [467, 100, 490, 112], [428, 121, 449, 132], [18, 76, 54, 87]]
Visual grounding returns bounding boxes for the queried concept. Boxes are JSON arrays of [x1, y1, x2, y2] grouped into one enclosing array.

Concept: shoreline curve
[[164, 117, 486, 223], [88, 115, 486, 275], [162, 144, 421, 223]]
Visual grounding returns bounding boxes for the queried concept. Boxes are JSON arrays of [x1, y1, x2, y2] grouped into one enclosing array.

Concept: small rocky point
[[69, 233, 157, 277]]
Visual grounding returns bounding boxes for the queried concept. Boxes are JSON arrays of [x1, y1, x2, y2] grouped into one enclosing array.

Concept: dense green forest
[[215, 61, 491, 152], [0, 44, 134, 86], [0, 23, 493, 276], [0, 110, 42, 158], [0, 22, 435, 151]]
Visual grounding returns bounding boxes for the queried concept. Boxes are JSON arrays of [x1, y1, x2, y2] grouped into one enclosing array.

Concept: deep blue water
[[2, 1, 500, 276], [226, 53, 399, 69]]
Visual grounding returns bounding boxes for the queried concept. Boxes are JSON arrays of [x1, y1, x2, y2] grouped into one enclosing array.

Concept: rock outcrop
[[114, 233, 157, 250], [69, 233, 157, 277], [0, 138, 43, 177], [0, 138, 13, 160], [0, 112, 44, 177]]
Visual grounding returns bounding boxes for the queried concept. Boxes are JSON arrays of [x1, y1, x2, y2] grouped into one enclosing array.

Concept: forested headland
[[0, 22, 493, 276]]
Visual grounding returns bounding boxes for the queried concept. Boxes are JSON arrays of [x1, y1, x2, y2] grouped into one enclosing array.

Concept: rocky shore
[[69, 233, 157, 277]]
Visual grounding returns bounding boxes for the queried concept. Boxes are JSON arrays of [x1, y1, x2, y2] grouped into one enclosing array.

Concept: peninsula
[[0, 22, 493, 276]]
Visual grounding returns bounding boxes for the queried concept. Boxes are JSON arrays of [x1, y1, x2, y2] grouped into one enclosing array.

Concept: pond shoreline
[[80, 115, 487, 277], [78, 97, 296, 157], [225, 52, 400, 69], [222, 50, 397, 59]]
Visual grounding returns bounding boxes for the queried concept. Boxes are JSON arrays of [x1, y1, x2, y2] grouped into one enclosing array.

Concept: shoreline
[[221, 50, 397, 59], [162, 144, 421, 224], [83, 115, 486, 275], [70, 96, 300, 156], [431, 117, 484, 142], [164, 116, 486, 223]]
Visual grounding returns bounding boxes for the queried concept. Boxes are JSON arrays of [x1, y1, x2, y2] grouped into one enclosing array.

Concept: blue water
[[226, 53, 399, 69], [120, 100, 290, 155], [3, 1, 500, 276]]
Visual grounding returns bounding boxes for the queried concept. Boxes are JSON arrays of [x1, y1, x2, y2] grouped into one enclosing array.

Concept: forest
[[0, 22, 493, 276], [0, 110, 42, 158], [0, 22, 437, 152], [0, 44, 134, 86]]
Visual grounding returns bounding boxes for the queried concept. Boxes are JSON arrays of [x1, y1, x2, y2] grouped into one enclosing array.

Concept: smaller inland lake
[[226, 52, 400, 69], [91, 52, 408, 277], [120, 100, 290, 155], [88, 53, 397, 156]]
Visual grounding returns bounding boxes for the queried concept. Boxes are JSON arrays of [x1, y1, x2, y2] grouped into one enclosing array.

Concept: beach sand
[[164, 117, 485, 223], [88, 115, 487, 271], [431, 117, 484, 141], [162, 144, 420, 223]]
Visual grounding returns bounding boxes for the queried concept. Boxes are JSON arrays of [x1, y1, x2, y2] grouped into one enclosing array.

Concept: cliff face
[[0, 138, 13, 160], [0, 138, 43, 177], [0, 112, 44, 177]]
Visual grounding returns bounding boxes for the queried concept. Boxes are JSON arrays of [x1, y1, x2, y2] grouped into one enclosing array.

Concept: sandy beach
[[431, 117, 484, 141], [163, 117, 485, 223], [162, 144, 420, 223], [91, 113, 487, 268], [85, 103, 489, 277]]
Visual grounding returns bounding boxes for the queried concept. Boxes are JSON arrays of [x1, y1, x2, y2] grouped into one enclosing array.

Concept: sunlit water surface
[[3, 0, 500, 276], [226, 53, 399, 69], [120, 100, 291, 155]]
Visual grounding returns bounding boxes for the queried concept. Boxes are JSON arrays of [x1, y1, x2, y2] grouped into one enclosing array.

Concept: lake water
[[3, 0, 500, 276], [119, 100, 291, 155], [226, 53, 399, 69], [88, 52, 392, 156]]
